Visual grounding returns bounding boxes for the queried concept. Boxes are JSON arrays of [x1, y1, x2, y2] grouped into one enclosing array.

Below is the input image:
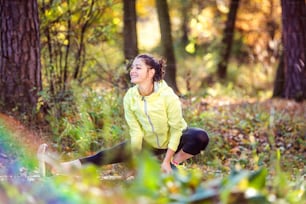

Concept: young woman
[[38, 54, 209, 174]]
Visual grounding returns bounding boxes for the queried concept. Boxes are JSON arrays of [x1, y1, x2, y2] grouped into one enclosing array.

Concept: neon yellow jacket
[[123, 80, 187, 152]]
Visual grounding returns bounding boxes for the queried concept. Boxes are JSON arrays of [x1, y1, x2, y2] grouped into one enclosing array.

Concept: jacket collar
[[134, 80, 166, 99]]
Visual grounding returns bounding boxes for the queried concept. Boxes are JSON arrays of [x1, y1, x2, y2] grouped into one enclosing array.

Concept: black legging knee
[[177, 127, 209, 155]]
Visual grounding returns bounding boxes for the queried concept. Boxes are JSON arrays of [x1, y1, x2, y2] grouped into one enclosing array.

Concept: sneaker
[[170, 162, 178, 171], [37, 143, 60, 176], [170, 162, 186, 173]]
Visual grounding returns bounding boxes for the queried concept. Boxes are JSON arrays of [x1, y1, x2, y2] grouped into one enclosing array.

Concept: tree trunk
[[0, 0, 42, 114], [123, 0, 138, 61], [281, 0, 306, 101], [156, 0, 179, 93], [180, 0, 190, 46], [217, 0, 240, 79]]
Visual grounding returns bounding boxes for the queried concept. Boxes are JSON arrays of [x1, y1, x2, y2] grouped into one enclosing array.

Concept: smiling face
[[130, 57, 155, 85]]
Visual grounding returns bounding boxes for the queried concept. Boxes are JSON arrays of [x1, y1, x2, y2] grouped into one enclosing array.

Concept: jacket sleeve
[[123, 91, 143, 153], [165, 93, 187, 151]]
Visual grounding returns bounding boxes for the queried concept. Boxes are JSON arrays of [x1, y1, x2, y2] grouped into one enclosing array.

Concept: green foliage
[[128, 151, 163, 198], [38, 0, 124, 106], [44, 83, 126, 156]]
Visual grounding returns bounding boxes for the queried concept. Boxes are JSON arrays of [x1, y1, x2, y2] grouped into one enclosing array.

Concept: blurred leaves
[[45, 84, 126, 156]]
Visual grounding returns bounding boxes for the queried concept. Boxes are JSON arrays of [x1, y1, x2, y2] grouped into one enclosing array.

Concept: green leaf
[[220, 170, 249, 203], [170, 187, 218, 203], [129, 150, 162, 197], [248, 168, 267, 190]]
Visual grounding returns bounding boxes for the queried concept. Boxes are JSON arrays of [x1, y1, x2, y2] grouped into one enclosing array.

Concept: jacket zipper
[[142, 96, 161, 148]]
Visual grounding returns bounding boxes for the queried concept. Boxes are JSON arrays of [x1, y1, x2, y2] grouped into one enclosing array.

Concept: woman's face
[[130, 58, 155, 84]]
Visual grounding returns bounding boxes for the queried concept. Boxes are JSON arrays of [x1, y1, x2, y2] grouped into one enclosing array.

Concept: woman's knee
[[197, 130, 209, 148], [200, 129, 209, 140], [183, 128, 209, 153], [186, 128, 209, 150]]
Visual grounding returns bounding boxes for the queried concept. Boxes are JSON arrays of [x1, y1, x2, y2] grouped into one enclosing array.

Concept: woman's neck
[[138, 82, 154, 96]]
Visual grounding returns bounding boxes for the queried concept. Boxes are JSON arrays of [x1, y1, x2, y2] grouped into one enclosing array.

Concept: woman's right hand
[[161, 160, 173, 174]]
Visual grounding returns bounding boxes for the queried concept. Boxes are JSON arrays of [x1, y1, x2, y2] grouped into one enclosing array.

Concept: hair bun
[[135, 54, 166, 82]]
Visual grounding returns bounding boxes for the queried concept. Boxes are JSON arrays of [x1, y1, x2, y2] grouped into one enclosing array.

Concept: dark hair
[[135, 54, 166, 82]]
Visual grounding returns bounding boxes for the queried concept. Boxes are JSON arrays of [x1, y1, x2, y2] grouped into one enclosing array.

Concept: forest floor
[[0, 98, 305, 203], [1, 98, 305, 177]]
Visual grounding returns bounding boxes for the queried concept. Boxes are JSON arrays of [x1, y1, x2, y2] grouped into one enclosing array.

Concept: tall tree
[[156, 0, 179, 93], [123, 0, 138, 61], [217, 0, 240, 79], [280, 0, 306, 101], [180, 0, 191, 46], [0, 0, 42, 115]]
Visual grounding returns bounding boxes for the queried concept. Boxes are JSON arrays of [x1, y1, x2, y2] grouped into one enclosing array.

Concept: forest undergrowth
[[0, 87, 305, 203]]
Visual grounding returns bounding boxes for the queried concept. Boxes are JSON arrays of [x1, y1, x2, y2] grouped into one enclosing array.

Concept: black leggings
[[79, 127, 209, 166]]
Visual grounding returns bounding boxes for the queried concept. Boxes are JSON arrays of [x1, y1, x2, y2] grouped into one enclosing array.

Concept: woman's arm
[[165, 93, 187, 151], [123, 92, 144, 153]]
